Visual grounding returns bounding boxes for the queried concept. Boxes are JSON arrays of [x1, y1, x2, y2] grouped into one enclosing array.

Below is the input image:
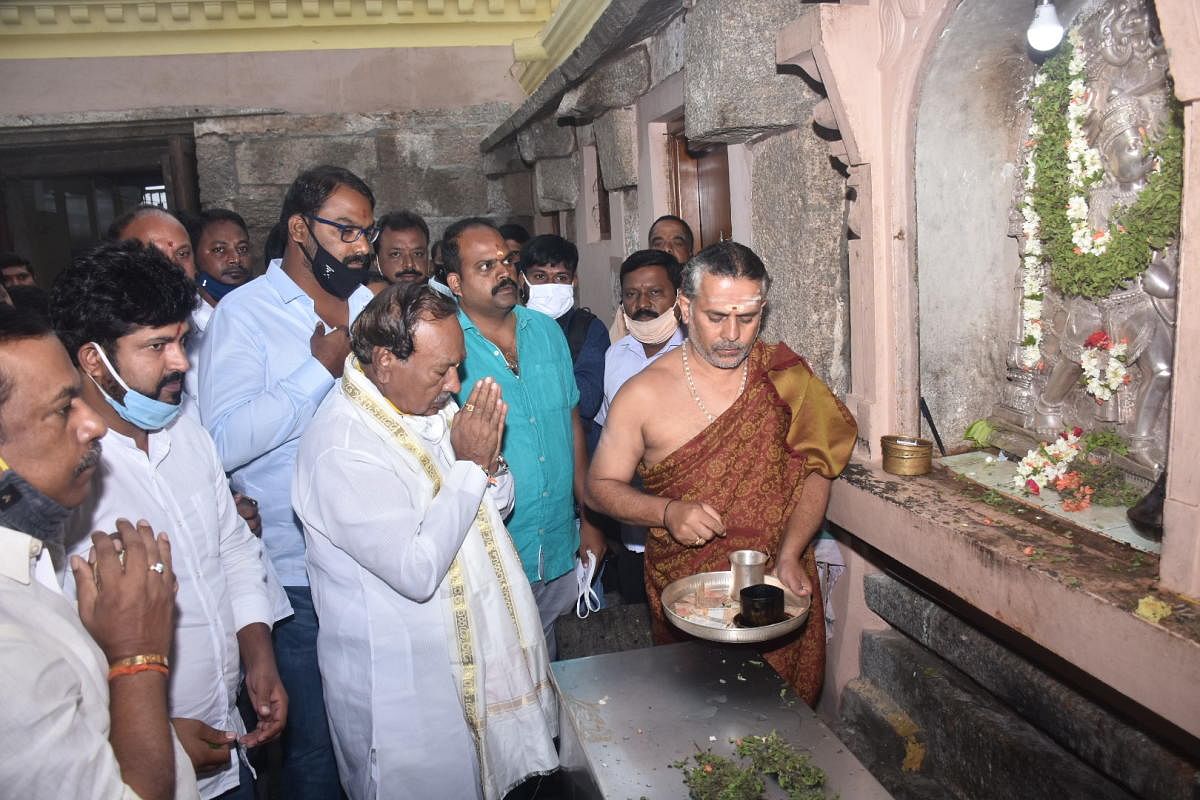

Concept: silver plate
[[662, 571, 811, 644]]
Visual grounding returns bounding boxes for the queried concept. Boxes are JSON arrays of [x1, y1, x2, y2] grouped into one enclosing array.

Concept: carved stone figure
[[1003, 0, 1176, 471]]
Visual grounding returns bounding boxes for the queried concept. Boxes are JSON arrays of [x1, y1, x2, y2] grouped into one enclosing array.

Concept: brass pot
[[881, 435, 933, 476]]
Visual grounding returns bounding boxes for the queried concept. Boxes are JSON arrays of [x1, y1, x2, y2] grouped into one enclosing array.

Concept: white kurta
[[293, 381, 554, 800], [0, 525, 200, 800], [63, 414, 288, 799]]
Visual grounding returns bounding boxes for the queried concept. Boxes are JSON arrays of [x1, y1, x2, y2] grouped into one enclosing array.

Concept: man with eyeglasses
[[443, 218, 606, 660], [199, 165, 378, 800]]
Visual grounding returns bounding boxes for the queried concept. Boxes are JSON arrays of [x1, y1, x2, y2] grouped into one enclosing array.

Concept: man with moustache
[[292, 284, 557, 799], [53, 241, 288, 800], [200, 165, 376, 799], [0, 303, 199, 800], [109, 206, 208, 411], [187, 209, 254, 306], [374, 210, 432, 286], [596, 250, 685, 427], [648, 214, 694, 265], [588, 242, 857, 706], [594, 249, 684, 601], [444, 218, 605, 657]]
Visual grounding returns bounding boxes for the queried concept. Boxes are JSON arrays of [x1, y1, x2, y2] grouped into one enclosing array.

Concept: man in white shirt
[[110, 206, 263, 533], [596, 250, 685, 601], [0, 303, 200, 800], [200, 165, 378, 798], [107, 205, 209, 411], [51, 241, 287, 800], [293, 283, 558, 800]]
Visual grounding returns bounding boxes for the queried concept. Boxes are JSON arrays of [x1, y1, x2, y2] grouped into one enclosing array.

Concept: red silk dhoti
[[640, 341, 857, 707]]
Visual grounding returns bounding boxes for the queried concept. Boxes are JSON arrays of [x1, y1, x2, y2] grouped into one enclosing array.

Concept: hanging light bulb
[[1027, 0, 1064, 51]]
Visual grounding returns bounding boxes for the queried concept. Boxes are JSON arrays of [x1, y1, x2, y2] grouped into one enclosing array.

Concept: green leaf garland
[[1027, 39, 1183, 299]]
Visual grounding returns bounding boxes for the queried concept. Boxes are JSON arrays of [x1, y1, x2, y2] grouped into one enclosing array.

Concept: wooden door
[[667, 119, 732, 249]]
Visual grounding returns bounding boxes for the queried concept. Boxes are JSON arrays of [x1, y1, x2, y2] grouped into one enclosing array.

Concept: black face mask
[[0, 468, 72, 551], [197, 271, 241, 302], [302, 225, 368, 300]]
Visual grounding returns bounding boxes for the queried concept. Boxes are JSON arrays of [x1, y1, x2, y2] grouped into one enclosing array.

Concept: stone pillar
[[1157, 0, 1200, 599]]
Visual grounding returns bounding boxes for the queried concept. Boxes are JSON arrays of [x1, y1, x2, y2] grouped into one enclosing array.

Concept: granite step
[[860, 629, 1135, 800], [863, 573, 1199, 800]]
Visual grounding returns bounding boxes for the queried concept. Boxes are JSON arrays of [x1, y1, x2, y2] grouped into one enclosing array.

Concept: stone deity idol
[[1004, 0, 1177, 471]]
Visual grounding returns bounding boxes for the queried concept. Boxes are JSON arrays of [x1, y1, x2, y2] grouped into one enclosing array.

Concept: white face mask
[[623, 302, 680, 345], [525, 282, 575, 319]]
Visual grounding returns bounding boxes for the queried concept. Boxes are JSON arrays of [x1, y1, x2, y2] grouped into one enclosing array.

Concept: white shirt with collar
[[198, 259, 374, 586], [181, 295, 214, 419], [595, 326, 686, 426], [63, 413, 287, 799], [0, 524, 201, 799]]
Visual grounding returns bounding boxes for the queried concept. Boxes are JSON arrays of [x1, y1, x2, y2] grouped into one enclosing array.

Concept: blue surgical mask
[[197, 271, 240, 302], [88, 342, 182, 431]]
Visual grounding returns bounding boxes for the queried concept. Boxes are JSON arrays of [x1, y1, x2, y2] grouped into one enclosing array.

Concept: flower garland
[[1014, 427, 1082, 495], [1062, 32, 1107, 255], [1017, 108, 1046, 369], [1022, 31, 1183, 300], [1079, 330, 1129, 402]]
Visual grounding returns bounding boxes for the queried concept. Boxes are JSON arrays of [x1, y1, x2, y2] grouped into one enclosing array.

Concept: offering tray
[[662, 571, 810, 644]]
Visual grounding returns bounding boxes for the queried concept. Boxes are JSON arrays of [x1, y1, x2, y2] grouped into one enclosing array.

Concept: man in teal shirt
[[443, 218, 605, 657]]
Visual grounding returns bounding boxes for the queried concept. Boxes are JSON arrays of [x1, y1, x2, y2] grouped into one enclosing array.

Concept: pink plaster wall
[[816, 541, 890, 721], [0, 46, 525, 116]]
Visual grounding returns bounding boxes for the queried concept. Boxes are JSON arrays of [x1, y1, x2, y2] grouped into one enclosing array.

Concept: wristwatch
[[476, 454, 509, 484]]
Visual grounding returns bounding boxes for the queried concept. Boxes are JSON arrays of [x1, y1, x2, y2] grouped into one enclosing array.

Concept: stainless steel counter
[[552, 642, 891, 800]]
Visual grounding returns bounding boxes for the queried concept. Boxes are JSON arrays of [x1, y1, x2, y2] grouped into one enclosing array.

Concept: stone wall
[[752, 128, 851, 396], [195, 103, 533, 269]]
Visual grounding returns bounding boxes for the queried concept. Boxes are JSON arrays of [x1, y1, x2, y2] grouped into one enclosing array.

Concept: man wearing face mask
[[518, 235, 609, 454], [596, 250, 685, 427], [592, 250, 684, 602], [200, 165, 377, 800], [0, 303, 200, 800], [52, 241, 289, 800], [185, 209, 254, 307]]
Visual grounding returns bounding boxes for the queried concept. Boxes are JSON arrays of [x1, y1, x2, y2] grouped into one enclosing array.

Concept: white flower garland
[[1017, 83, 1046, 370], [1080, 332, 1129, 402], [1014, 428, 1082, 495], [1064, 31, 1107, 256]]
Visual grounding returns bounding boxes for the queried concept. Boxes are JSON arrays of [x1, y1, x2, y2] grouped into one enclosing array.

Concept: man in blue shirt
[[444, 218, 605, 657], [200, 165, 378, 799], [517, 234, 610, 454]]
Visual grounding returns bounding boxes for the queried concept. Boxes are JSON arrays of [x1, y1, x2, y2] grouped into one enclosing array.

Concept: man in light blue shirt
[[596, 249, 684, 603], [444, 218, 605, 658], [597, 249, 685, 427], [199, 165, 378, 800]]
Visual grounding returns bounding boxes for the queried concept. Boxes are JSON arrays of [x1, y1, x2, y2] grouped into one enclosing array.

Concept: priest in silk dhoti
[[291, 283, 558, 800], [589, 242, 857, 706]]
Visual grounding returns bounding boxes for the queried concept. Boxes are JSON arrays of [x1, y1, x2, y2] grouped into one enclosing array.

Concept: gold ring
[[462, 403, 476, 413], [693, 536, 703, 547], [148, 562, 165, 574]]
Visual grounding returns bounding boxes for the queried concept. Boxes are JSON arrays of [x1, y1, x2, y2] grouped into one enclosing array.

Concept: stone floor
[[938, 450, 1160, 554]]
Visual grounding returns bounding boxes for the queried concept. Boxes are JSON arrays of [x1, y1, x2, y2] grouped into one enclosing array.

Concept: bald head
[[110, 207, 196, 279]]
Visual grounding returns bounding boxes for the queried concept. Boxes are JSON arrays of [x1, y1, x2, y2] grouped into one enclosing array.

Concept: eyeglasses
[[307, 214, 381, 244]]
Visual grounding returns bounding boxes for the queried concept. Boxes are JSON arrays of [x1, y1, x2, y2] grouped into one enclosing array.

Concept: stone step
[[835, 677, 959, 800], [863, 573, 1199, 800], [860, 629, 1135, 800]]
